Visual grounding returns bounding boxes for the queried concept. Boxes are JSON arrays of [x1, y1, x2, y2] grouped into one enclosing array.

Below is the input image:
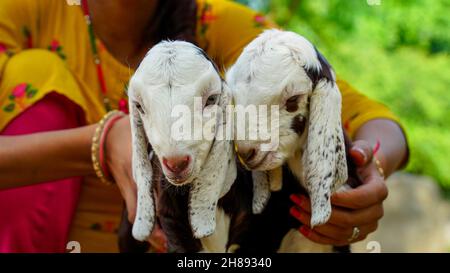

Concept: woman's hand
[[104, 116, 138, 223], [290, 140, 388, 246]]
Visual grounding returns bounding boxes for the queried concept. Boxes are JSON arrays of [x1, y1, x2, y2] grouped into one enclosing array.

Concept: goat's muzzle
[[236, 143, 272, 170], [163, 155, 192, 185]]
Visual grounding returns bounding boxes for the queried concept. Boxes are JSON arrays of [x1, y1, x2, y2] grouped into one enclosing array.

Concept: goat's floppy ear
[[189, 86, 237, 238], [129, 98, 156, 241], [302, 51, 348, 228]]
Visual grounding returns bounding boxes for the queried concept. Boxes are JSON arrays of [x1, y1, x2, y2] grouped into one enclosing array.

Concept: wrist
[[373, 140, 387, 179], [91, 111, 126, 185]]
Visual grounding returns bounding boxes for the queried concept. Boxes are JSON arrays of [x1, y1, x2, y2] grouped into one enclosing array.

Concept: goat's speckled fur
[[227, 29, 348, 251]]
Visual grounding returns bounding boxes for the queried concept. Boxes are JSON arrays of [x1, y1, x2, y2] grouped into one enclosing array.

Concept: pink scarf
[[0, 93, 83, 253]]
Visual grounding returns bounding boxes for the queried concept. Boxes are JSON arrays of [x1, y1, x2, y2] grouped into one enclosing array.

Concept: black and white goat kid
[[226, 29, 354, 252], [126, 41, 253, 252]]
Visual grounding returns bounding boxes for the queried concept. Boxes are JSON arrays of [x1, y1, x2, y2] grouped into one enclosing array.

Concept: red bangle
[[98, 114, 125, 180], [372, 140, 385, 178], [373, 139, 381, 156]]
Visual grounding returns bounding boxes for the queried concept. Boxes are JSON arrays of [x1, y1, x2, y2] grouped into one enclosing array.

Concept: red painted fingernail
[[290, 194, 302, 206], [290, 207, 301, 219], [299, 226, 310, 237], [350, 148, 366, 166]]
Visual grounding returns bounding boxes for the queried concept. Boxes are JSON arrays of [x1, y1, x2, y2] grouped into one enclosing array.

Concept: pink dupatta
[[0, 93, 83, 253]]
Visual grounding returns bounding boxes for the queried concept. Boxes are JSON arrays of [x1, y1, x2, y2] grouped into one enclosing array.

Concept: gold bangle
[[373, 156, 385, 179], [91, 110, 124, 185]]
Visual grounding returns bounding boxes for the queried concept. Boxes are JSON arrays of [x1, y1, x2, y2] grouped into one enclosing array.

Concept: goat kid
[[126, 41, 253, 252], [227, 29, 354, 252]]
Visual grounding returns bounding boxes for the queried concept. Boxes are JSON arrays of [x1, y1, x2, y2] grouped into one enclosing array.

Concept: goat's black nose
[[163, 155, 190, 174], [237, 145, 256, 163]]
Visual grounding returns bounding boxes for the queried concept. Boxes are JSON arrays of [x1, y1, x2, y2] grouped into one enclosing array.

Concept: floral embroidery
[[22, 26, 32, 48], [48, 39, 66, 59], [198, 2, 217, 37], [254, 14, 267, 28], [3, 83, 38, 113]]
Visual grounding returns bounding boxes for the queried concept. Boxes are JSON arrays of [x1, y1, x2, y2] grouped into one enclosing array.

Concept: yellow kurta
[[0, 0, 400, 252]]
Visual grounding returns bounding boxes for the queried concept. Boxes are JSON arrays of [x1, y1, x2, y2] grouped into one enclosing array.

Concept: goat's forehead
[[250, 30, 318, 59], [231, 30, 320, 80], [131, 63, 220, 102], [229, 31, 318, 101], [232, 52, 308, 91], [135, 42, 213, 85]]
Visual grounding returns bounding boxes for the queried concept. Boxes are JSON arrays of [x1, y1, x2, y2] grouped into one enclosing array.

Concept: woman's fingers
[[290, 194, 384, 228], [349, 140, 373, 167], [331, 175, 387, 209], [290, 207, 350, 239], [288, 139, 387, 245], [290, 167, 386, 211], [298, 226, 346, 246], [291, 206, 378, 244]]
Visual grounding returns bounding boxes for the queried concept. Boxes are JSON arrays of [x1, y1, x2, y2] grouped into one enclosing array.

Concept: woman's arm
[[0, 124, 96, 189], [0, 116, 138, 223], [353, 119, 408, 177]]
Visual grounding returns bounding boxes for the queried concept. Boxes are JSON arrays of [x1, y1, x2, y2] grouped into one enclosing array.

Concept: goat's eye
[[205, 94, 219, 107], [285, 95, 300, 113], [134, 102, 145, 114]]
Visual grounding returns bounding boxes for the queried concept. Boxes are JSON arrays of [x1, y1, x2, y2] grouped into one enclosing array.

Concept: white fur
[[130, 101, 155, 241], [227, 29, 348, 251], [128, 41, 236, 247]]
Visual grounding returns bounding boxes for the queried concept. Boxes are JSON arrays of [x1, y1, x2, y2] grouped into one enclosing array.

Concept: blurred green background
[[237, 0, 450, 193]]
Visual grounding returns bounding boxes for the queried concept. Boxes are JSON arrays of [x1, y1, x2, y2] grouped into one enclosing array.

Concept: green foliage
[[241, 0, 450, 189]]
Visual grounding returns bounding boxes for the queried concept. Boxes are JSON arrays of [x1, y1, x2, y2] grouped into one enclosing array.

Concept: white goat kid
[[128, 41, 239, 252], [227, 29, 349, 252]]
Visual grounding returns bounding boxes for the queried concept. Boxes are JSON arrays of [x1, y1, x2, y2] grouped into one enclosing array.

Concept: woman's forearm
[[354, 118, 408, 177], [0, 124, 97, 189]]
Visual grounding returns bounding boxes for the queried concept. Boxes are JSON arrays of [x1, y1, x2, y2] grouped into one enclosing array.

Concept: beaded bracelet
[[91, 110, 126, 185]]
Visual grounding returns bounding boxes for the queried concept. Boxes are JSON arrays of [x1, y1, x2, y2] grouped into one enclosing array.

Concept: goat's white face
[[227, 30, 319, 170], [129, 41, 223, 186], [129, 41, 237, 241], [230, 65, 312, 171], [227, 30, 348, 227]]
